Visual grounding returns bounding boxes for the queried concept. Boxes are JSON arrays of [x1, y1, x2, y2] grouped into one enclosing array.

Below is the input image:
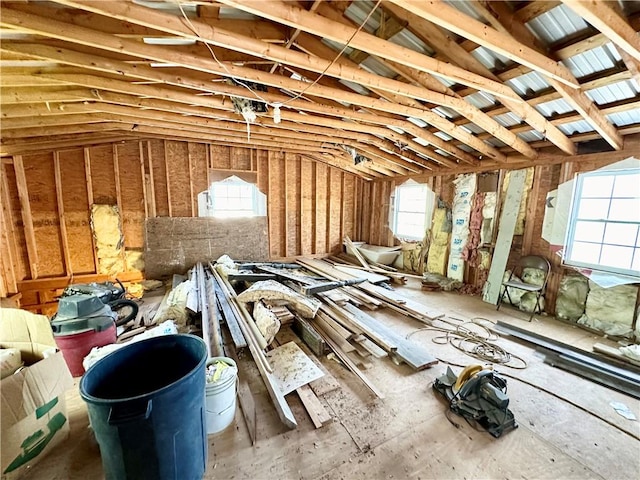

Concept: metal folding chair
[[496, 255, 551, 321]]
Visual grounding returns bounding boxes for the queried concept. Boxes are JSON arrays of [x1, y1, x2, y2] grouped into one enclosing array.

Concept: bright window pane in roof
[[526, 4, 591, 46], [586, 80, 640, 105], [388, 29, 435, 56], [535, 98, 574, 117], [506, 71, 551, 97], [607, 111, 640, 127], [562, 46, 617, 79], [470, 46, 514, 71], [558, 120, 595, 135]]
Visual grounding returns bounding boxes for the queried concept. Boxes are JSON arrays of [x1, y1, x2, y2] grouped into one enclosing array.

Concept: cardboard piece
[[1, 308, 74, 479]]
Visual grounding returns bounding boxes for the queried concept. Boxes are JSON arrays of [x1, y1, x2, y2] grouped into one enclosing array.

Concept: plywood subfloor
[[22, 282, 640, 480]]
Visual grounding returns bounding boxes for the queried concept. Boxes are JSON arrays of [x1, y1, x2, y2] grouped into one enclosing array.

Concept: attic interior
[[0, 0, 639, 479]]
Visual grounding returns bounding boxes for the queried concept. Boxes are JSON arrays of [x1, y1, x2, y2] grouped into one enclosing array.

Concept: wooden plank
[[211, 268, 297, 429], [138, 141, 149, 218], [223, 342, 257, 445], [112, 144, 128, 272], [213, 275, 248, 349], [296, 384, 332, 428], [483, 169, 527, 305], [562, 0, 640, 62], [163, 139, 173, 217], [53, 151, 72, 275], [83, 147, 100, 273], [0, 166, 18, 293], [593, 343, 640, 369], [12, 155, 38, 279], [343, 303, 438, 371], [187, 142, 196, 217], [314, 322, 384, 399]]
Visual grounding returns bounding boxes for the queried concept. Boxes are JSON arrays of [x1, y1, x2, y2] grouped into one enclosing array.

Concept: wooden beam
[[84, 147, 100, 273], [514, 1, 561, 23], [0, 6, 510, 160], [53, 151, 72, 275], [388, 0, 578, 88], [562, 0, 640, 62], [477, 1, 623, 151], [12, 155, 39, 279], [186, 142, 195, 217], [1, 43, 483, 164], [381, 2, 575, 155], [59, 0, 519, 102], [0, 164, 18, 292], [113, 144, 128, 272]]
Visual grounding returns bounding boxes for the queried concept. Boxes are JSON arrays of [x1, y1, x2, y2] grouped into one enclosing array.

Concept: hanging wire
[[176, 0, 382, 114]]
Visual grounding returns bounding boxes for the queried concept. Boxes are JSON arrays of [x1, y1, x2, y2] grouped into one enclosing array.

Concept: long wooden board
[[343, 304, 438, 370]]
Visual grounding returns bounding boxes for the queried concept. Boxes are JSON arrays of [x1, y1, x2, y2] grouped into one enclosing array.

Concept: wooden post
[[146, 141, 157, 218], [113, 144, 128, 271], [297, 156, 302, 255], [522, 165, 543, 255], [0, 166, 18, 292], [339, 171, 345, 246], [483, 169, 527, 305], [138, 141, 149, 218], [187, 142, 195, 216], [164, 140, 173, 217], [283, 152, 289, 257], [325, 167, 332, 253], [311, 161, 317, 254], [53, 151, 72, 275], [84, 147, 100, 273], [13, 155, 39, 279]]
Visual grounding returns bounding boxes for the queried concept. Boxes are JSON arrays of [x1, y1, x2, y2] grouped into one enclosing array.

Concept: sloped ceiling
[[1, 0, 639, 179]]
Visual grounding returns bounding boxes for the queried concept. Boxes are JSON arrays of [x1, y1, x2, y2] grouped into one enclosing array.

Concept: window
[[206, 176, 262, 218], [564, 168, 640, 277], [391, 182, 434, 240]]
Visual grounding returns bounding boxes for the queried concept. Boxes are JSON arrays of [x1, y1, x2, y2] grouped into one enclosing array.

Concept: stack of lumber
[[190, 256, 441, 434]]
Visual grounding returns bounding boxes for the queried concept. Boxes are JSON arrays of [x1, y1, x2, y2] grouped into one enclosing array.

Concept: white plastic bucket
[[205, 357, 237, 435]]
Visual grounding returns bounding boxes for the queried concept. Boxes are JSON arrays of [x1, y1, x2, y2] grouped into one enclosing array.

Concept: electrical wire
[[176, 0, 382, 114], [407, 317, 528, 369]]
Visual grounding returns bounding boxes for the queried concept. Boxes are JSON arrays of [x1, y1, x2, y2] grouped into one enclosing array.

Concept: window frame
[[209, 177, 259, 218], [391, 182, 433, 241], [563, 168, 640, 278]]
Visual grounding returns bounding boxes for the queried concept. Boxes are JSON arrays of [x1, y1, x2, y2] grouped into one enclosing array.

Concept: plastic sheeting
[[578, 281, 638, 337], [426, 207, 450, 276], [556, 275, 589, 321], [448, 174, 476, 281]]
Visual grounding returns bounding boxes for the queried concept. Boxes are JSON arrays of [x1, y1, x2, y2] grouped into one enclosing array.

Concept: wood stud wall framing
[[0, 140, 362, 299]]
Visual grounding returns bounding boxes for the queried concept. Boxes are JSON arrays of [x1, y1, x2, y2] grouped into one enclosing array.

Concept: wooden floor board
[[20, 280, 640, 480]]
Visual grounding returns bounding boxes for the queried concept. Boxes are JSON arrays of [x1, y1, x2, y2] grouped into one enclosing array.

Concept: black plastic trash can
[[80, 334, 208, 480]]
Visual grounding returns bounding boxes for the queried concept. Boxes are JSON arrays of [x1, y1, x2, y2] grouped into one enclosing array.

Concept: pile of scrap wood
[[132, 252, 442, 437], [201, 254, 441, 432]]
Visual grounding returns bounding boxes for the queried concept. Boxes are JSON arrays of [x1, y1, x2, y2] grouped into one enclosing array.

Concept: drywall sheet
[[483, 169, 527, 304], [144, 216, 269, 278], [266, 341, 324, 395], [91, 204, 125, 275]]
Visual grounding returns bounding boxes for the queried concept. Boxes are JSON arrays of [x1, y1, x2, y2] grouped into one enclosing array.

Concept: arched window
[[198, 176, 266, 218]]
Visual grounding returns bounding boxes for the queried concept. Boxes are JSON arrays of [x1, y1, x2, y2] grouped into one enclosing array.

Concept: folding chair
[[496, 255, 551, 321]]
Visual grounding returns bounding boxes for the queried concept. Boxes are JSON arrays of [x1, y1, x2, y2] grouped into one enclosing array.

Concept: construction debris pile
[[122, 245, 443, 434]]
